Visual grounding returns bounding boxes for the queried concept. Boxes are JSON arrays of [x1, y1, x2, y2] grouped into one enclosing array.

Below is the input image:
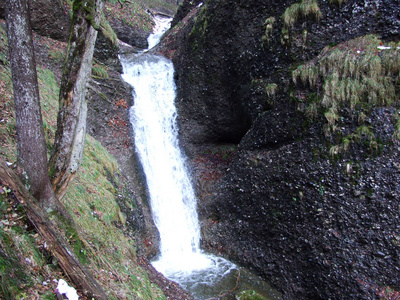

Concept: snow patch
[[378, 46, 392, 50], [56, 279, 79, 300]]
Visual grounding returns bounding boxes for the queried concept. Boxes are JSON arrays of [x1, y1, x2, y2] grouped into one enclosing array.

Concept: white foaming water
[[121, 54, 236, 298], [147, 15, 172, 50], [119, 15, 237, 299]]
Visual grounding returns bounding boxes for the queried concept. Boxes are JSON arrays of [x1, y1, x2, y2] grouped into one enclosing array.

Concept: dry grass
[[292, 35, 400, 154], [280, 0, 321, 46], [262, 17, 275, 45], [282, 0, 322, 28]]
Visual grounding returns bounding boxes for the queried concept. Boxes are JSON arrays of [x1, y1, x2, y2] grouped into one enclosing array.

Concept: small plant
[[265, 83, 278, 98], [280, 27, 290, 46], [282, 0, 322, 28], [306, 101, 319, 118], [292, 61, 318, 88], [92, 63, 110, 78], [251, 79, 278, 102], [324, 107, 339, 132], [281, 0, 321, 46], [261, 17, 275, 45]]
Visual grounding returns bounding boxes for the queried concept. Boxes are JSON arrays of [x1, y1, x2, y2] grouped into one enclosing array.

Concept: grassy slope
[[0, 0, 178, 297]]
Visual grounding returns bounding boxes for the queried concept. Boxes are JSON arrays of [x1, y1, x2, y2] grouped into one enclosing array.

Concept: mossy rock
[[236, 289, 267, 300]]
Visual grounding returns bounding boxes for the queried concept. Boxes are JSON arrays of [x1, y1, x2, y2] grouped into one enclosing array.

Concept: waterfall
[[121, 52, 236, 298], [122, 54, 204, 268], [119, 15, 238, 299]]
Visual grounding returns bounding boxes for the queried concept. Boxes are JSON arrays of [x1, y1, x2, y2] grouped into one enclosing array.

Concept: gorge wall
[[5, 0, 399, 298], [158, 0, 400, 299]]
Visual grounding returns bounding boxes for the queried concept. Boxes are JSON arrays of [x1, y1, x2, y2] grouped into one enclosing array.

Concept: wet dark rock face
[[205, 135, 400, 299], [170, 0, 203, 28], [107, 17, 150, 49], [0, 0, 71, 41], [160, 0, 400, 299]]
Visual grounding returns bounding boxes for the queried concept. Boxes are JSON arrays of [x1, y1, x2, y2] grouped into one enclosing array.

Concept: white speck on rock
[[378, 46, 392, 50]]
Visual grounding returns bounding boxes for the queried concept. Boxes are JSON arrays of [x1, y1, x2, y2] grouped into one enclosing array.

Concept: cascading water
[[121, 53, 236, 297], [119, 15, 237, 299], [147, 15, 172, 49], [120, 15, 281, 300]]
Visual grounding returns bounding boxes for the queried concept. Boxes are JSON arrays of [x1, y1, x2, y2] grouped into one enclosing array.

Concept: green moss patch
[[236, 289, 268, 300], [62, 134, 165, 299]]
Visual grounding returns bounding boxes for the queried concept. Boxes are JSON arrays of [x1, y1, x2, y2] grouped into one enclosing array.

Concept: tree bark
[[5, 0, 56, 210], [4, 3, 107, 297], [0, 159, 108, 300], [49, 0, 104, 199]]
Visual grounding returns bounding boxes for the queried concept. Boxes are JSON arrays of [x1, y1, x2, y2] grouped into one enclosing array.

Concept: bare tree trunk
[[49, 0, 104, 199], [5, 0, 56, 210]]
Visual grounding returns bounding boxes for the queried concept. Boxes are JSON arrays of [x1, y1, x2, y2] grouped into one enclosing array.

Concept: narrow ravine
[[120, 16, 281, 300], [122, 52, 239, 298]]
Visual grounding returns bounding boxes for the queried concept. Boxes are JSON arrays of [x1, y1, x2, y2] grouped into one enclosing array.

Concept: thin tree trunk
[[0, 159, 108, 300], [5, 0, 56, 210], [49, 0, 104, 199]]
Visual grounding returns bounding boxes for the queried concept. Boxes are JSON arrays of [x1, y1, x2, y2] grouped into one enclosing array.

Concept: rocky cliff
[[158, 0, 400, 299], [0, 0, 197, 298]]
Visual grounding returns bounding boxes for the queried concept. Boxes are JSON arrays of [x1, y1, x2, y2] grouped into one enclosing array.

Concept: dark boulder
[[107, 17, 150, 49], [170, 0, 203, 28], [157, 0, 400, 298]]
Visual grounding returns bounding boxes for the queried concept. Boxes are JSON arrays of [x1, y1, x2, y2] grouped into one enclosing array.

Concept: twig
[[206, 269, 241, 300]]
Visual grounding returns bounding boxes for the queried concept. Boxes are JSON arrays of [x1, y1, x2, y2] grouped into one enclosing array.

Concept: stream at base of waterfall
[[120, 15, 281, 300]]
